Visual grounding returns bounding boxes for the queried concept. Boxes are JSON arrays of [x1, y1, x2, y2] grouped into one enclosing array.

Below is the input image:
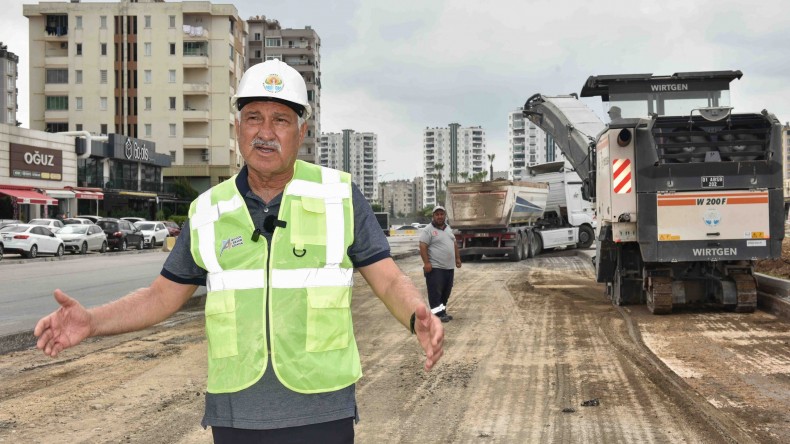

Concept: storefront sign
[[9, 143, 63, 181]]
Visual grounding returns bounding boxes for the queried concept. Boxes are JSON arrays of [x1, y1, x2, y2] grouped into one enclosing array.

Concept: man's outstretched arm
[[358, 258, 444, 371], [34, 275, 198, 357]]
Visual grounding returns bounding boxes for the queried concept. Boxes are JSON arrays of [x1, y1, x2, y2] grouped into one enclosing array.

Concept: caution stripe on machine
[[612, 159, 632, 194]]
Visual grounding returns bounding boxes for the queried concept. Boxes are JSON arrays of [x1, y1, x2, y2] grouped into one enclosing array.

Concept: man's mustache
[[251, 138, 281, 151]]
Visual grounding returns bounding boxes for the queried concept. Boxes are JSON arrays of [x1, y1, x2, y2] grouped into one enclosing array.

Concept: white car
[[28, 218, 65, 233], [0, 224, 64, 258], [134, 221, 169, 248], [56, 224, 108, 254]]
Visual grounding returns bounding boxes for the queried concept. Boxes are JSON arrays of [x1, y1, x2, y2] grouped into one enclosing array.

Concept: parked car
[[56, 224, 108, 254], [63, 217, 94, 225], [121, 217, 146, 224], [0, 219, 22, 230], [96, 218, 144, 251], [0, 237, 4, 261], [0, 224, 64, 258], [28, 218, 65, 233], [76, 215, 101, 224], [162, 221, 181, 237], [134, 221, 169, 248]]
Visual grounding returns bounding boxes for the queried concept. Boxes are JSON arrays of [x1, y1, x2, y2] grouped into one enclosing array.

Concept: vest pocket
[[205, 290, 239, 359], [290, 199, 327, 247], [305, 286, 350, 352]]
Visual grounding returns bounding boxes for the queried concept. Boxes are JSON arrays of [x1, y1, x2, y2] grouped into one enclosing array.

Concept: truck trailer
[[523, 70, 784, 313]]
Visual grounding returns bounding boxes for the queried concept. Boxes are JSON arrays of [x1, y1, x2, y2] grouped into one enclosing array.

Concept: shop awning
[[44, 189, 76, 199], [119, 191, 158, 198], [74, 190, 104, 200], [0, 188, 58, 205]]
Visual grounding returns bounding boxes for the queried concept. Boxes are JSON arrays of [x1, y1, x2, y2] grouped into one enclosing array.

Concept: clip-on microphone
[[252, 215, 287, 242]]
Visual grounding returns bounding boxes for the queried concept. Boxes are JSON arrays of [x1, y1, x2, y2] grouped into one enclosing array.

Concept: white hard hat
[[231, 59, 312, 119], [432, 205, 446, 213]]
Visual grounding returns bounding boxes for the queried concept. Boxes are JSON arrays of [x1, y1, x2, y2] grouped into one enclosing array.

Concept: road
[[0, 236, 419, 337], [1, 249, 788, 443]]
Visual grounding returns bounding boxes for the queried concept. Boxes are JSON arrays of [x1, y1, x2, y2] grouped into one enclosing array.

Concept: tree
[[488, 153, 496, 180], [432, 162, 445, 204], [459, 172, 469, 183], [470, 171, 489, 182], [371, 203, 384, 212]]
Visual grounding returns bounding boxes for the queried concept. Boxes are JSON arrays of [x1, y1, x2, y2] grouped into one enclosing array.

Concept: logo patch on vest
[[219, 236, 244, 257]]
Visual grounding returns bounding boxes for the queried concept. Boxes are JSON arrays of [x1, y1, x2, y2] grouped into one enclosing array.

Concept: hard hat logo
[[263, 74, 284, 94]]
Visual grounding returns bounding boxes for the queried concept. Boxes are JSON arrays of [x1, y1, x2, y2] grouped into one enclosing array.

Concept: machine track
[[647, 275, 673, 314], [732, 273, 757, 313]]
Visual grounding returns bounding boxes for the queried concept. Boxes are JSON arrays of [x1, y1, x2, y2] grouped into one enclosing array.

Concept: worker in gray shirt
[[420, 205, 462, 323], [34, 60, 444, 444]]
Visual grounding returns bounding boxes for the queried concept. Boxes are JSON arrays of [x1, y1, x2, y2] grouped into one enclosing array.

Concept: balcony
[[183, 136, 209, 148], [183, 55, 209, 68], [183, 82, 209, 94], [44, 83, 69, 94], [183, 109, 209, 122]]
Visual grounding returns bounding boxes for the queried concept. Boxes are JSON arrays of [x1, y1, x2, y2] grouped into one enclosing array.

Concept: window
[[254, 33, 261, 41], [265, 54, 281, 61], [75, 97, 83, 110], [169, 123, 176, 137], [144, 70, 152, 84], [169, 97, 176, 110], [169, 150, 176, 162], [76, 43, 82, 56], [144, 15, 151, 28], [100, 16, 107, 29], [168, 70, 176, 83], [144, 97, 151, 110], [100, 97, 107, 111], [229, 44, 233, 61], [7, 110, 13, 124], [45, 69, 68, 84], [100, 124, 108, 134], [169, 43, 175, 55], [75, 70, 82, 84], [76, 16, 82, 29], [265, 38, 282, 47], [101, 43, 107, 56], [169, 15, 176, 28], [144, 42, 151, 56], [254, 50, 261, 58], [145, 124, 152, 137], [46, 123, 68, 133], [45, 96, 68, 110], [100, 70, 108, 84], [76, 124, 83, 131]]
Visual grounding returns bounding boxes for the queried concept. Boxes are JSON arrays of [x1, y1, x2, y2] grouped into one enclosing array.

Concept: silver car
[[0, 224, 64, 258], [56, 224, 108, 254]]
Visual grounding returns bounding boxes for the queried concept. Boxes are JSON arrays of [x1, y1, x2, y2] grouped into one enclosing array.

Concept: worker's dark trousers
[[424, 268, 454, 315], [212, 418, 354, 444]]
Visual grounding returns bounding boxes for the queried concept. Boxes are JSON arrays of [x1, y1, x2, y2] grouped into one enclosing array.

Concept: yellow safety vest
[[189, 160, 360, 394]]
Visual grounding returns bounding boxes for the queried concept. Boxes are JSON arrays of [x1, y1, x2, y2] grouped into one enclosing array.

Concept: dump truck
[[523, 160, 596, 251], [447, 180, 570, 261], [524, 70, 784, 313]]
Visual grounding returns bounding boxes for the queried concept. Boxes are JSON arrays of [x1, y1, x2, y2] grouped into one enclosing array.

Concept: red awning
[[74, 190, 104, 200], [0, 188, 58, 205]]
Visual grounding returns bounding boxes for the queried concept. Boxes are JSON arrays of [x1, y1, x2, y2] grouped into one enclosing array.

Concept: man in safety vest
[[34, 59, 444, 443]]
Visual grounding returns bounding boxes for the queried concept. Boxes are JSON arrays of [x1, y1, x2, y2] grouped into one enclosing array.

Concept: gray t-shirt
[[419, 223, 457, 269], [161, 166, 391, 430]]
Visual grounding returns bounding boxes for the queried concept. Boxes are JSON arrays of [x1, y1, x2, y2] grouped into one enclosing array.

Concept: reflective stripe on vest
[[189, 160, 360, 394]]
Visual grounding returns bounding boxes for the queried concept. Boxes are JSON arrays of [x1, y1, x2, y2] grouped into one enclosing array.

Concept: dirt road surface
[[1, 252, 789, 443]]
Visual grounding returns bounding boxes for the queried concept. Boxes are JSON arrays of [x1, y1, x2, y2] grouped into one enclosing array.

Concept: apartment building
[[507, 107, 558, 180], [318, 130, 378, 201], [423, 123, 486, 207], [246, 16, 320, 164], [23, 0, 247, 194], [1, 42, 19, 126], [379, 178, 422, 218]]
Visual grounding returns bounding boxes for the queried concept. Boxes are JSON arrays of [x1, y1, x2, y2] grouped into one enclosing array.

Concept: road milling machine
[[524, 71, 784, 313]]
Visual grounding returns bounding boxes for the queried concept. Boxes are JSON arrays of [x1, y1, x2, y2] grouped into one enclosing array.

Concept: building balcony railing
[[183, 82, 209, 94], [183, 55, 209, 68], [183, 109, 209, 122], [183, 136, 209, 148]]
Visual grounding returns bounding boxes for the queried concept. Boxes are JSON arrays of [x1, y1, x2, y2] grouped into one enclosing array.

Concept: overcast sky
[[2, 0, 789, 179]]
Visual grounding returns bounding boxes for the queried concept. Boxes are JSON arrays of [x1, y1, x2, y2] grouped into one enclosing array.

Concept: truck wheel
[[531, 233, 543, 257], [520, 233, 527, 260], [577, 225, 595, 249], [509, 234, 523, 262]]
